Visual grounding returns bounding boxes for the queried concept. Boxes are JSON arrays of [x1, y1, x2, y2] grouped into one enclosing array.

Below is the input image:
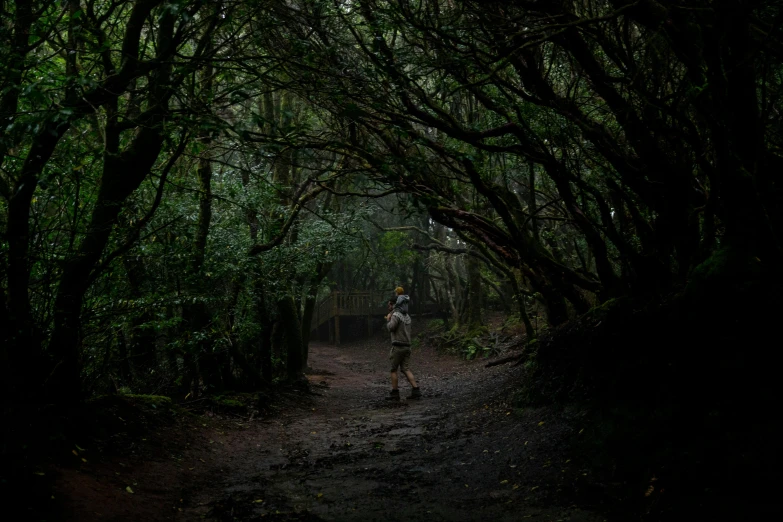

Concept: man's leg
[[403, 369, 417, 388], [386, 357, 401, 401], [400, 352, 421, 399]]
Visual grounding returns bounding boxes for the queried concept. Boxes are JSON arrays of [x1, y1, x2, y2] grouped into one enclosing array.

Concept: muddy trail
[[54, 339, 604, 522]]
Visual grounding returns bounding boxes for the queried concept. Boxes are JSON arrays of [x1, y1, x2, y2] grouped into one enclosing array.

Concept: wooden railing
[[311, 291, 388, 330], [310, 290, 441, 344]]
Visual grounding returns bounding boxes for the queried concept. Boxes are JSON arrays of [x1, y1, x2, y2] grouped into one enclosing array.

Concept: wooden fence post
[[333, 291, 340, 346], [366, 292, 371, 338]]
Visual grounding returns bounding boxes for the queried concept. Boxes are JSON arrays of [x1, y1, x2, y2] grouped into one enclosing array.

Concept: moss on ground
[[216, 398, 245, 408], [119, 394, 173, 409]]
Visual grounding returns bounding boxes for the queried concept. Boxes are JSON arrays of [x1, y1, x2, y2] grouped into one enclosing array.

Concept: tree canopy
[[1, 0, 781, 406]]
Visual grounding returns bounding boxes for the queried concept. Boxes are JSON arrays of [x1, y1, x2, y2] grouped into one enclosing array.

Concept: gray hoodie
[[387, 310, 412, 346], [394, 294, 410, 315]]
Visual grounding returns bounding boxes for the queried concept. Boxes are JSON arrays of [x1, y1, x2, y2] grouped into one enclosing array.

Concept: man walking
[[385, 287, 421, 401]]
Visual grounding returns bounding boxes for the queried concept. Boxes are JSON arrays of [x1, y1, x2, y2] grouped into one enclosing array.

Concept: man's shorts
[[389, 346, 412, 372]]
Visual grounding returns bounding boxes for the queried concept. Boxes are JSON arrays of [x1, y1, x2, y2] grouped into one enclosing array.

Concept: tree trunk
[[122, 255, 157, 380], [279, 295, 304, 381], [466, 250, 483, 329], [182, 49, 216, 390], [46, 5, 175, 404], [444, 258, 460, 326], [300, 261, 332, 368], [301, 290, 317, 367], [48, 131, 167, 402], [4, 122, 69, 401], [260, 319, 274, 384], [227, 340, 262, 389]]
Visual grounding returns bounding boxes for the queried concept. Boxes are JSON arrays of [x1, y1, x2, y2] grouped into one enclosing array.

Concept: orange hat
[[395, 286, 404, 295]]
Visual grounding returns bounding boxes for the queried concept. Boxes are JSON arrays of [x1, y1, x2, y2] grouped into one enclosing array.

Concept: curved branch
[[90, 131, 190, 281], [248, 184, 326, 256]]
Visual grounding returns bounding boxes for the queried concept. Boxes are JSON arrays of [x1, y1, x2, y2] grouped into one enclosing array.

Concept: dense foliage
[[1, 0, 781, 412]]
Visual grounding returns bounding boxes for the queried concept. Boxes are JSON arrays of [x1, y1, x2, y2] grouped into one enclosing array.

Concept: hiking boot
[[385, 389, 400, 401], [408, 387, 422, 400]]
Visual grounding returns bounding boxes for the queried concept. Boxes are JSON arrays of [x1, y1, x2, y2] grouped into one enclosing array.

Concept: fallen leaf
[[254, 499, 264, 503], [75, 444, 85, 452], [316, 493, 323, 499], [81, 458, 87, 463], [537, 421, 545, 426], [126, 487, 134, 494], [530, 486, 539, 491], [500, 480, 508, 484], [71, 450, 78, 456], [34, 472, 45, 476]]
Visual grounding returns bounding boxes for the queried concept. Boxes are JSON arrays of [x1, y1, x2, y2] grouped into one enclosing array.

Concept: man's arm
[[387, 313, 399, 332]]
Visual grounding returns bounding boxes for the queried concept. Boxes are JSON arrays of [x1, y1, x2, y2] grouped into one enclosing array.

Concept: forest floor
[[49, 337, 607, 522]]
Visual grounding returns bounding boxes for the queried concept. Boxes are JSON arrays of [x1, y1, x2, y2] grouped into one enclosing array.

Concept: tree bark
[[300, 261, 332, 367], [122, 255, 158, 380], [279, 295, 304, 381], [47, 5, 176, 403], [466, 249, 483, 329]]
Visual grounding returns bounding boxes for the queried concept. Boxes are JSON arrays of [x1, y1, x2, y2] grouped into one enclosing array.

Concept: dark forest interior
[[1, 1, 782, 520]]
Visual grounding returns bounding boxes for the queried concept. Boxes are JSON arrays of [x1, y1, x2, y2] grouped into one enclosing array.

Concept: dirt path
[[55, 339, 604, 521]]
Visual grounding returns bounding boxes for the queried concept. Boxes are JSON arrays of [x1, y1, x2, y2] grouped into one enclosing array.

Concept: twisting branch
[[315, 182, 400, 198], [248, 183, 327, 256], [89, 131, 190, 282]]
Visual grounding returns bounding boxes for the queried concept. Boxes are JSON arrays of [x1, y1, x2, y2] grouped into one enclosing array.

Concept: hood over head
[[394, 294, 410, 314]]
